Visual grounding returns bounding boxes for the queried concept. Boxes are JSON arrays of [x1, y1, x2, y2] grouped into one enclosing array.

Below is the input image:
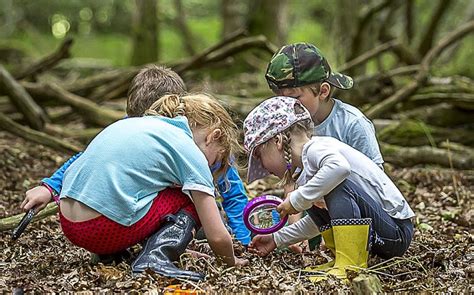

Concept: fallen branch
[[339, 39, 400, 73], [377, 120, 474, 147], [25, 82, 124, 126], [0, 112, 81, 153], [389, 103, 474, 127], [44, 123, 102, 143], [406, 92, 474, 110], [381, 142, 474, 169], [14, 38, 74, 80], [366, 20, 474, 118], [0, 202, 58, 232], [173, 34, 276, 74], [173, 28, 248, 73], [0, 65, 48, 130], [355, 65, 420, 85]]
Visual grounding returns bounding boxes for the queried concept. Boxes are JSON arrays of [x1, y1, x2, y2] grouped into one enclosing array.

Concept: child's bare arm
[[192, 190, 248, 266]]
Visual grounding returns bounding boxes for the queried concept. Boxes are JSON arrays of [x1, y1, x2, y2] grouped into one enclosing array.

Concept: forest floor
[[0, 130, 472, 293]]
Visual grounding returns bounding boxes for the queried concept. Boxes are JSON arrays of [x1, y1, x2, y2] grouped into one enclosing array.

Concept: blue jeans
[[307, 179, 414, 259]]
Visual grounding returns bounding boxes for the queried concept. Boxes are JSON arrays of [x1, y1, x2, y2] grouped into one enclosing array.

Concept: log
[[64, 68, 137, 96], [381, 143, 474, 169], [366, 20, 474, 118], [377, 120, 474, 147], [44, 123, 102, 143], [0, 65, 48, 130], [25, 82, 124, 126], [405, 92, 474, 110], [88, 70, 137, 101], [389, 103, 474, 127], [0, 112, 82, 153], [0, 202, 58, 232], [13, 38, 74, 80]]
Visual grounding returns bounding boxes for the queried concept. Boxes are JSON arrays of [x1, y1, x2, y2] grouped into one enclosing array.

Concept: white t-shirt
[[273, 136, 414, 248]]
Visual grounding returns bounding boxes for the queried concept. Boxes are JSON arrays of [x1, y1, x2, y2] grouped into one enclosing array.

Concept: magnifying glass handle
[[11, 208, 36, 240]]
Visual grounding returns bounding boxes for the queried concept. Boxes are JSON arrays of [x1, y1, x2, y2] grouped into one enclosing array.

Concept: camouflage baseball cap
[[265, 42, 353, 91]]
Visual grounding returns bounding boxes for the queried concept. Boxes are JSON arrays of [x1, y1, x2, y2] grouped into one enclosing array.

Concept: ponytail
[[144, 94, 186, 118]]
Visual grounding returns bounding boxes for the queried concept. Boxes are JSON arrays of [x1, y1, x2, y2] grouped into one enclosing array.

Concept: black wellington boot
[[131, 210, 205, 281]]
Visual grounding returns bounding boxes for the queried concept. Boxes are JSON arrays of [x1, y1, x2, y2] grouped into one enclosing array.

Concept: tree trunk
[[221, 0, 247, 38], [247, 0, 288, 46], [130, 0, 159, 65], [174, 0, 196, 56]]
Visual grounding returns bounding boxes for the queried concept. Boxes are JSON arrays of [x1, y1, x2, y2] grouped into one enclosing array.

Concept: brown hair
[[307, 82, 335, 101], [126, 65, 186, 117], [144, 93, 242, 181]]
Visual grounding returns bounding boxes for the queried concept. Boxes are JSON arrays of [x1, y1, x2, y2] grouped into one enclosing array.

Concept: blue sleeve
[[217, 165, 251, 245], [41, 152, 83, 193]]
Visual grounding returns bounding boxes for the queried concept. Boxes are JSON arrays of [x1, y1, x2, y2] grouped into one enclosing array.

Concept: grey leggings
[[307, 179, 414, 259]]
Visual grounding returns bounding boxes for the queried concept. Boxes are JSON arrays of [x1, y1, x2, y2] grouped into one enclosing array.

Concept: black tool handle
[[11, 209, 36, 240]]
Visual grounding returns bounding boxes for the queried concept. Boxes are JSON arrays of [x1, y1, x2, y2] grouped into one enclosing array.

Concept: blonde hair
[[144, 93, 242, 181]]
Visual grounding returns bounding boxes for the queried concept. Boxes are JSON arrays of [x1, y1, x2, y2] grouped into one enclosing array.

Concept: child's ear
[[275, 134, 284, 150], [206, 129, 222, 144], [320, 82, 331, 99]]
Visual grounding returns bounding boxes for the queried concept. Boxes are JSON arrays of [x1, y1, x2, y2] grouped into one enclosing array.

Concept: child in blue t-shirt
[[24, 93, 249, 281], [21, 65, 251, 246], [264, 42, 384, 252]]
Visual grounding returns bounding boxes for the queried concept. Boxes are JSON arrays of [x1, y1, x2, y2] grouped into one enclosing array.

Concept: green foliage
[[0, 0, 472, 78]]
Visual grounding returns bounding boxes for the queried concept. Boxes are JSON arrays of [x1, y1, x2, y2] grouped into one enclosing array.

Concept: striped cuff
[[41, 182, 60, 205]]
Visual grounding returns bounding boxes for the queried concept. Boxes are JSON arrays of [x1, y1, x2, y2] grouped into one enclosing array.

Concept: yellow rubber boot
[[309, 219, 370, 282], [304, 226, 335, 272]]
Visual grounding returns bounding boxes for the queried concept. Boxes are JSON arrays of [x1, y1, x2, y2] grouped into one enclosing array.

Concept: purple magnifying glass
[[243, 195, 288, 234]]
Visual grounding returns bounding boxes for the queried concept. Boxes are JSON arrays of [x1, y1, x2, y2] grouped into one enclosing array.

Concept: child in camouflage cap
[[265, 42, 384, 257], [265, 42, 383, 168]]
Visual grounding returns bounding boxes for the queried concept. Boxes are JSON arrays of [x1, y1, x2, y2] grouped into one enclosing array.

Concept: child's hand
[[21, 186, 52, 212], [248, 234, 276, 257], [234, 256, 249, 267], [276, 197, 298, 218]]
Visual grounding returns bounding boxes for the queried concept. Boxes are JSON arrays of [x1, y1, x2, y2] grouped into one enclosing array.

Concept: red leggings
[[59, 188, 200, 255]]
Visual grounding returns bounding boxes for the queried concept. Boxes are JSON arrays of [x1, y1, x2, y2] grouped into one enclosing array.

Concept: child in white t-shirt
[[244, 96, 414, 281]]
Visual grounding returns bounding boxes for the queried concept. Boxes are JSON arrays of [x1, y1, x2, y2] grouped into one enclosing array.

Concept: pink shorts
[[59, 188, 200, 255]]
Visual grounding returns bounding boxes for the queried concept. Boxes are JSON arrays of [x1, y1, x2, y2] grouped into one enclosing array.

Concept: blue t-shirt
[[314, 98, 384, 167], [60, 116, 215, 226]]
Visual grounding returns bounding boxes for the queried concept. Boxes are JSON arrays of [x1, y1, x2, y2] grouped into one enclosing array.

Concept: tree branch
[[0, 112, 82, 153], [0, 203, 58, 232], [13, 38, 73, 80], [0, 65, 48, 130], [417, 0, 454, 56], [365, 20, 474, 118]]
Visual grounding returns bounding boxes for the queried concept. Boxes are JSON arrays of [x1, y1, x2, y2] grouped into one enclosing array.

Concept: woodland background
[[0, 0, 472, 293]]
